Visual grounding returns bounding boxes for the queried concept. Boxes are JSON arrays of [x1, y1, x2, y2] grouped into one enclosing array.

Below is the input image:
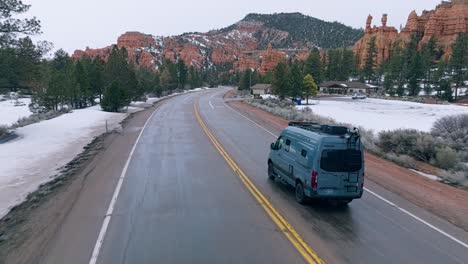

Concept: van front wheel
[[295, 182, 307, 204]]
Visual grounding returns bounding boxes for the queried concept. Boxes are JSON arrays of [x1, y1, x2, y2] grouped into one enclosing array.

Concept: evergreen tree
[[439, 79, 453, 102], [160, 67, 173, 91], [239, 70, 251, 91], [449, 33, 467, 100], [101, 81, 128, 112], [421, 37, 437, 95], [339, 49, 355, 81], [303, 48, 323, 84], [89, 56, 105, 100], [407, 52, 423, 96], [303, 74, 318, 104], [0, 0, 41, 47], [433, 60, 447, 97], [288, 62, 303, 98], [177, 59, 188, 89], [272, 62, 289, 99], [363, 37, 377, 83]]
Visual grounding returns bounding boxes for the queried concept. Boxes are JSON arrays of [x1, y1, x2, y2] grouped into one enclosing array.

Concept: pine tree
[[407, 52, 423, 96], [303, 48, 323, 84], [433, 60, 447, 97], [101, 81, 128, 112], [303, 74, 318, 104], [239, 70, 251, 91], [0, 0, 41, 47], [89, 56, 105, 100], [272, 62, 289, 99], [363, 37, 377, 83], [449, 33, 467, 100], [177, 59, 188, 89], [288, 62, 303, 98], [421, 37, 437, 95], [160, 67, 173, 91]]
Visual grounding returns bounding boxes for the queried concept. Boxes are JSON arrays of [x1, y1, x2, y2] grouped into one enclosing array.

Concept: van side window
[[284, 139, 291, 152], [301, 149, 307, 158]]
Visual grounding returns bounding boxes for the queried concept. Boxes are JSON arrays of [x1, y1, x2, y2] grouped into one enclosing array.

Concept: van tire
[[295, 182, 307, 204], [337, 199, 353, 206], [268, 162, 276, 180]]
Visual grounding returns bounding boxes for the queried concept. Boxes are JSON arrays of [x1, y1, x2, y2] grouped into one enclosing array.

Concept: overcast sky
[[24, 0, 442, 53]]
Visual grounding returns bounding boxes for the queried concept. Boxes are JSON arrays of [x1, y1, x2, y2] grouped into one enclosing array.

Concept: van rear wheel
[[295, 182, 307, 204], [268, 162, 275, 180]]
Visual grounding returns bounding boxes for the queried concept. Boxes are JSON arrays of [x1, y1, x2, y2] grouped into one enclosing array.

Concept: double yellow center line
[[194, 101, 324, 264]]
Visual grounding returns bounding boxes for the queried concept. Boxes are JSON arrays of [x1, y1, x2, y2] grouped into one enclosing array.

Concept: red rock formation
[[353, 14, 399, 67], [72, 46, 112, 60], [117, 31, 156, 49], [73, 23, 308, 73], [354, 0, 468, 66], [259, 44, 287, 74]]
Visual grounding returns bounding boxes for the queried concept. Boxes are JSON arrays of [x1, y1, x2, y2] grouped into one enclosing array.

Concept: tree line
[[364, 33, 467, 101], [244, 33, 466, 102]]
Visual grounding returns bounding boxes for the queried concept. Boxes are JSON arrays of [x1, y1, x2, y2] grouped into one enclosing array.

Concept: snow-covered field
[[0, 106, 126, 218], [0, 98, 32, 126], [297, 97, 468, 132]]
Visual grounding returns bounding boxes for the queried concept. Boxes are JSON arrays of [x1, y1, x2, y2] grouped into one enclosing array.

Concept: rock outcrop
[[353, 14, 399, 67], [354, 0, 468, 66], [72, 13, 335, 74]]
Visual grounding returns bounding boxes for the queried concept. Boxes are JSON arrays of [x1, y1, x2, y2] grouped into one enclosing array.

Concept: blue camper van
[[268, 122, 365, 204]]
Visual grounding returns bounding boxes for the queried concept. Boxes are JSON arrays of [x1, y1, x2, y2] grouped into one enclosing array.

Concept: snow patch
[[410, 169, 441, 181], [0, 98, 32, 126], [0, 106, 126, 218]]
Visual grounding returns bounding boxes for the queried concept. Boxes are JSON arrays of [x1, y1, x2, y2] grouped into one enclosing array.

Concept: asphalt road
[[41, 88, 468, 264]]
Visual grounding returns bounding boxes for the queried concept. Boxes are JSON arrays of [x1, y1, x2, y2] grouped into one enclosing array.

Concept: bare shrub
[[378, 129, 440, 163], [385, 153, 417, 169], [11, 109, 71, 128], [432, 114, 468, 136], [0, 125, 8, 137], [434, 147, 458, 169]]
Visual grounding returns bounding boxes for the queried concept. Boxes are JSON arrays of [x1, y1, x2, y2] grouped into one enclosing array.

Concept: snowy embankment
[[0, 87, 212, 218], [297, 97, 468, 132], [0, 105, 127, 218], [0, 98, 32, 126]]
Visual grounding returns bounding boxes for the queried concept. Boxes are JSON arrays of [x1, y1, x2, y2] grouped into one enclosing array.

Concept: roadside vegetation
[[246, 98, 468, 187]]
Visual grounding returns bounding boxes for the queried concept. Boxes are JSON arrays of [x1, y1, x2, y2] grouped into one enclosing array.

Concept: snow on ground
[[410, 169, 441, 181], [0, 106, 126, 218], [0, 98, 32, 126], [260, 94, 278, 100], [296, 97, 468, 132]]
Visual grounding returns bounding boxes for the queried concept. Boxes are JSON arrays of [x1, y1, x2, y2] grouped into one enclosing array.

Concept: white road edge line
[[223, 99, 468, 249], [209, 100, 215, 110], [88, 107, 159, 264]]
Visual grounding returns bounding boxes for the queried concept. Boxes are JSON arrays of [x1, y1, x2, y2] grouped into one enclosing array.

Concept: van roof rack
[[288, 121, 350, 136]]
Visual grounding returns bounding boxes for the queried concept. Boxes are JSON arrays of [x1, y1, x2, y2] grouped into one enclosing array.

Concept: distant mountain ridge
[[238, 12, 364, 49], [73, 12, 364, 72]]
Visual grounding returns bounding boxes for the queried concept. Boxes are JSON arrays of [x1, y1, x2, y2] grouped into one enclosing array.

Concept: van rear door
[[318, 149, 362, 196]]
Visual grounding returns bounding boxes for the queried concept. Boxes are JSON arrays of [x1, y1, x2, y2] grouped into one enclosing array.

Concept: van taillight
[[311, 171, 318, 189], [361, 172, 365, 189]]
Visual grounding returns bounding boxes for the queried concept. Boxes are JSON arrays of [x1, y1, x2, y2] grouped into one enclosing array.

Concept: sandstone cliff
[[354, 0, 468, 66]]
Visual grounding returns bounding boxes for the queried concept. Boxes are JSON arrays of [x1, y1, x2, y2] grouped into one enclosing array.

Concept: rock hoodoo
[[354, 0, 468, 66]]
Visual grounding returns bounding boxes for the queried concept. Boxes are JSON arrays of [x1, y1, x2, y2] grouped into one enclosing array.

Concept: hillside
[[238, 13, 364, 49]]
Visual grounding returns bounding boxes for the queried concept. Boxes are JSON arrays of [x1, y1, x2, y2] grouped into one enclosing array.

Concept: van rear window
[[320, 149, 362, 172]]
